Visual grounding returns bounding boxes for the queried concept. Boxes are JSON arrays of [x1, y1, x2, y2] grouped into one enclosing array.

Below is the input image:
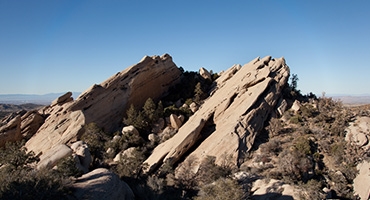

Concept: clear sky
[[1, 1, 369, 95]]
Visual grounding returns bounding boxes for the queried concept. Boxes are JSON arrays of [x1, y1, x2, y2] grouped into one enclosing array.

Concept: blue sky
[[0, 1, 369, 95]]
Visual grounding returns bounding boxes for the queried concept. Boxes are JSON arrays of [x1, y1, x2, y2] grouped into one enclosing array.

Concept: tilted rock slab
[[145, 56, 289, 172], [26, 54, 181, 156]]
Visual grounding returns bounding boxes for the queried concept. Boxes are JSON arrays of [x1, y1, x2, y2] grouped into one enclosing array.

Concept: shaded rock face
[[21, 110, 45, 140], [26, 54, 181, 156], [0, 115, 21, 147], [71, 168, 134, 200], [145, 56, 290, 171]]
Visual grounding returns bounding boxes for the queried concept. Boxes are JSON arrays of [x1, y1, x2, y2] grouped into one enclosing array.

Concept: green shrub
[[0, 142, 70, 199], [194, 178, 247, 200]]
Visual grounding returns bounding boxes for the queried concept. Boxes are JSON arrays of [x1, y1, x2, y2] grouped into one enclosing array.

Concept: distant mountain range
[[0, 92, 81, 105], [0, 92, 369, 106], [331, 95, 370, 105]]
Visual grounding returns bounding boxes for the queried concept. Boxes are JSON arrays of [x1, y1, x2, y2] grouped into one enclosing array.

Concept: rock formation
[[71, 168, 134, 200], [25, 54, 181, 156], [353, 160, 370, 200], [0, 114, 22, 147], [145, 56, 290, 172]]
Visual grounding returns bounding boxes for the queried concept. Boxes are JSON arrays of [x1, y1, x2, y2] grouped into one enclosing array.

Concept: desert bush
[[260, 138, 282, 156], [0, 141, 70, 199], [0, 141, 39, 171], [194, 177, 247, 200], [55, 155, 83, 178], [115, 147, 148, 179], [124, 99, 165, 132], [81, 122, 110, 168], [290, 114, 303, 124], [330, 141, 345, 165], [266, 118, 284, 136], [278, 148, 313, 183], [175, 155, 198, 189], [293, 136, 312, 155], [0, 169, 71, 200], [196, 155, 232, 186]]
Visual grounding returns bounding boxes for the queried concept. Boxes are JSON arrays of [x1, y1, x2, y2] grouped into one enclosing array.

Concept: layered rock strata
[[145, 56, 290, 172], [26, 54, 181, 156]]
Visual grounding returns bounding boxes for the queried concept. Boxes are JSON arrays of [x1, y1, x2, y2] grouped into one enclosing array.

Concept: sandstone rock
[[189, 102, 198, 113], [215, 64, 241, 85], [122, 125, 139, 136], [199, 67, 212, 80], [51, 91, 73, 106], [346, 116, 370, 147], [277, 99, 288, 116], [113, 147, 136, 163], [145, 56, 290, 172], [20, 110, 45, 140], [170, 114, 182, 130], [26, 54, 181, 156], [251, 179, 299, 199], [70, 141, 92, 173], [0, 115, 21, 147], [37, 144, 73, 170], [112, 135, 122, 143], [71, 168, 134, 200], [148, 133, 159, 143], [353, 160, 370, 200], [106, 147, 115, 156], [291, 100, 301, 113], [178, 115, 185, 123]]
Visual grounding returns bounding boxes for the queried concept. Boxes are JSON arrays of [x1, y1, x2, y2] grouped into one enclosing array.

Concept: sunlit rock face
[[145, 56, 290, 172], [26, 54, 182, 156]]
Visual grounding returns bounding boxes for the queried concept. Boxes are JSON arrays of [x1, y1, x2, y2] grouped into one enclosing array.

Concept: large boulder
[[170, 114, 182, 130], [346, 116, 370, 147], [71, 168, 134, 200], [25, 54, 182, 156], [353, 161, 370, 200], [70, 141, 92, 173], [251, 179, 298, 199], [199, 67, 212, 80], [37, 144, 73, 170], [145, 56, 290, 172]]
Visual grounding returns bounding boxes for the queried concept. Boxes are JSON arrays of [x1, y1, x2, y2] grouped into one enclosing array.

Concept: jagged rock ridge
[[25, 54, 181, 155], [145, 56, 290, 171]]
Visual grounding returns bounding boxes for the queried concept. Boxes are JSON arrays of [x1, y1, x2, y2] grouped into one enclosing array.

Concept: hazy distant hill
[[331, 95, 370, 105], [0, 103, 43, 118], [0, 92, 81, 105]]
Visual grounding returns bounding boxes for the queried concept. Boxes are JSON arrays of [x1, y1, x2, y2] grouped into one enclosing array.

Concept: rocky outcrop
[[20, 110, 45, 140], [0, 115, 22, 147], [145, 56, 290, 172], [71, 141, 92, 173], [251, 179, 298, 199], [353, 161, 370, 200], [345, 116, 370, 148], [51, 91, 73, 106], [71, 168, 134, 200], [37, 144, 73, 170], [199, 67, 212, 80], [25, 54, 181, 156], [170, 114, 182, 130]]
